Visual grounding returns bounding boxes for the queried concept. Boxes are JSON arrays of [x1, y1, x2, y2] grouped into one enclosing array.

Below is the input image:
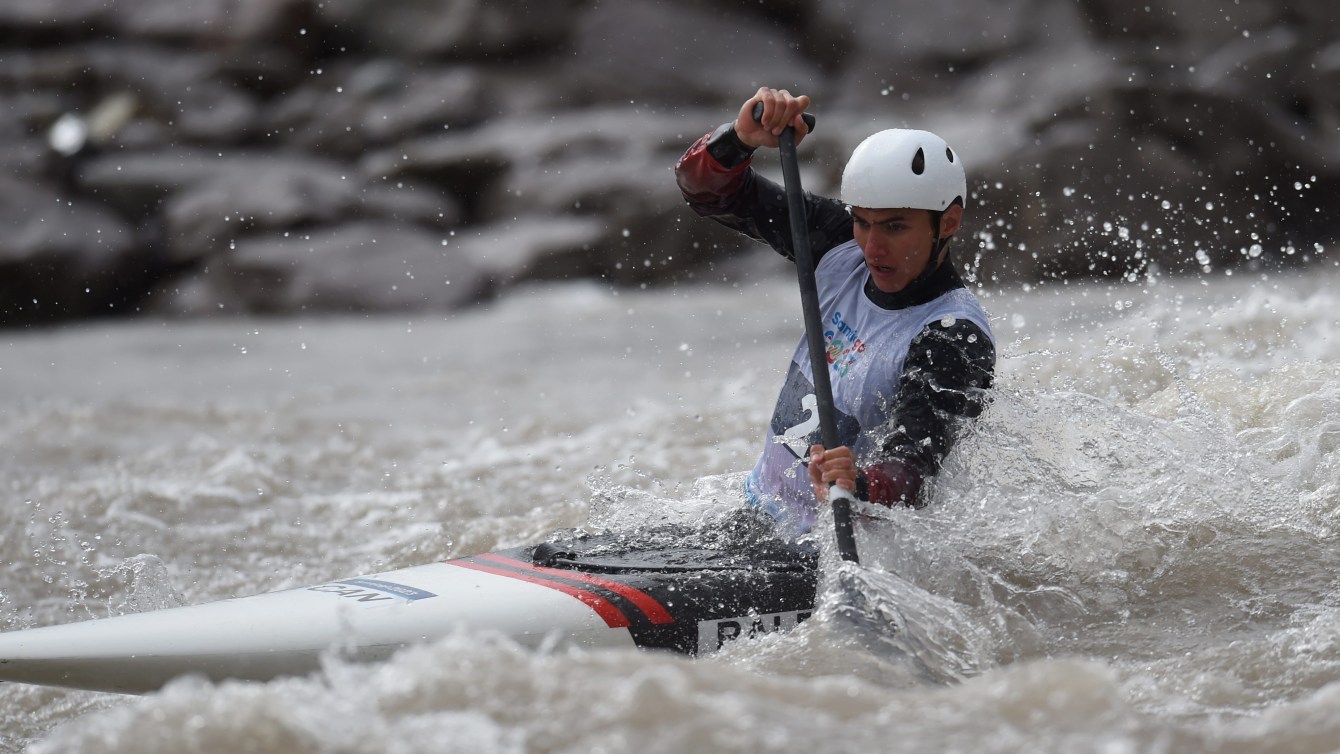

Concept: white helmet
[[840, 129, 966, 211]]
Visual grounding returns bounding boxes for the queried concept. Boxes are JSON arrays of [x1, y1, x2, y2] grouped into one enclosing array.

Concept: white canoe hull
[[0, 542, 816, 694]]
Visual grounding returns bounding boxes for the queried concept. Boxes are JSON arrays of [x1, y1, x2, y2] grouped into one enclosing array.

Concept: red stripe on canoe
[[449, 558, 632, 628], [477, 552, 675, 625]]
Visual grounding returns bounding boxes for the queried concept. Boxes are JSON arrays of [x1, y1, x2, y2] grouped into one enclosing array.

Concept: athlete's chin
[[866, 266, 909, 293]]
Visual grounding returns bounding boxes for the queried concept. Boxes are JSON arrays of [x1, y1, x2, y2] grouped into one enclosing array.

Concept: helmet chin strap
[[906, 215, 952, 289], [932, 233, 952, 264]]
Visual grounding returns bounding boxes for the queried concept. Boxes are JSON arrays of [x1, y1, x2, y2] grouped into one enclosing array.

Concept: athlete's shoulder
[[922, 288, 994, 342], [815, 239, 864, 273]]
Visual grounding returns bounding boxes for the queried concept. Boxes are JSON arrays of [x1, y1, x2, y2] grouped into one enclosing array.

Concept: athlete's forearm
[[854, 458, 925, 508], [675, 127, 753, 214], [862, 320, 996, 506], [675, 125, 852, 264]]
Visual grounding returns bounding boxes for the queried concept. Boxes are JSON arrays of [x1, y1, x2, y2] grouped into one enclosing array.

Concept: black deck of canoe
[[501, 527, 819, 654]]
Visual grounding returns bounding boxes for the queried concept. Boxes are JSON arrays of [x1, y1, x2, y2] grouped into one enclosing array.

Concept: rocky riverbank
[[2, 0, 1336, 325]]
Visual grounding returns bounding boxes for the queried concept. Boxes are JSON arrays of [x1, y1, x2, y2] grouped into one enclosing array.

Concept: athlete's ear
[[939, 204, 963, 238]]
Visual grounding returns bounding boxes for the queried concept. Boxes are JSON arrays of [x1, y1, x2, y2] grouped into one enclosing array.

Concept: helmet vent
[[946, 147, 956, 163], [911, 147, 925, 175]]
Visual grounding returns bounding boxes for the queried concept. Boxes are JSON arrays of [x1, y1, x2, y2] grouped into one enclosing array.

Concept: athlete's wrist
[[857, 461, 925, 508], [706, 122, 757, 168]]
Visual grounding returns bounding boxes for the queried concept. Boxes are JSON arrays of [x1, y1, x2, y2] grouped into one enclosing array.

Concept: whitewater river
[[2, 263, 1338, 753]]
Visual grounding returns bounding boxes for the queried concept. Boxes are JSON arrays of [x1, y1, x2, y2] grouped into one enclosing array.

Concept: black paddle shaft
[[752, 103, 860, 564]]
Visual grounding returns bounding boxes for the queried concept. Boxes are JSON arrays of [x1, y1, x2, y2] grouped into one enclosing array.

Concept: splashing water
[[3, 269, 1340, 752]]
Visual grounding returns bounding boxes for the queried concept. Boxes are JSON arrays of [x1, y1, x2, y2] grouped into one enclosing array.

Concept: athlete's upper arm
[[877, 319, 995, 470]]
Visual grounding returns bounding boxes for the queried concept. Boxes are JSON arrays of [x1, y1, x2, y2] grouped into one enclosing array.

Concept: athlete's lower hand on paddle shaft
[[734, 86, 811, 150], [808, 444, 856, 504]]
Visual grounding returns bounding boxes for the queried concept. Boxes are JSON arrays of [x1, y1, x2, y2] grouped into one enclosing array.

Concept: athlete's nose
[[863, 237, 888, 261]]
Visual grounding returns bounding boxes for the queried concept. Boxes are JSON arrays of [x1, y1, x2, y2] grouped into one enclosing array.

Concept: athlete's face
[[850, 205, 962, 293]]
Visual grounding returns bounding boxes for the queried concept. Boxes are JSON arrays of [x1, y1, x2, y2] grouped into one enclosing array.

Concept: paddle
[[752, 102, 861, 564]]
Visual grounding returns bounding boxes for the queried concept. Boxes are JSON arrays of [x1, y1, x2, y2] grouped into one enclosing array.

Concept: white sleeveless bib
[[746, 241, 994, 534]]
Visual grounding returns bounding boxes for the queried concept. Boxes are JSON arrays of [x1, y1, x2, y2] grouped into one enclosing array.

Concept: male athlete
[[675, 87, 995, 536]]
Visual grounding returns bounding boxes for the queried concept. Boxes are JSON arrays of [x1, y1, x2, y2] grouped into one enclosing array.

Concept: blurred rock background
[[0, 0, 1335, 325]]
